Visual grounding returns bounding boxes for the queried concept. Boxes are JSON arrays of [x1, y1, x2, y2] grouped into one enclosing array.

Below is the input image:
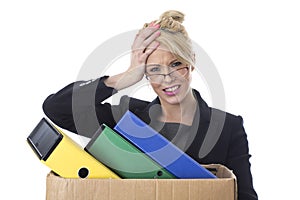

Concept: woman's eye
[[171, 61, 182, 68], [147, 66, 161, 73]]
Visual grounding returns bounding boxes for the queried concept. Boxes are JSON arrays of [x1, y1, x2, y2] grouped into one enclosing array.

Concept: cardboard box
[[46, 164, 237, 200]]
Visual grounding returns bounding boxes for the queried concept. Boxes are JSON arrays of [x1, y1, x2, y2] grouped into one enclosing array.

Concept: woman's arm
[[104, 25, 160, 90], [43, 76, 116, 136], [43, 25, 160, 137]]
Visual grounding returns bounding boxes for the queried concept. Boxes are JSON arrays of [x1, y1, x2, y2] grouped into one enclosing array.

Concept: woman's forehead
[[147, 48, 178, 63]]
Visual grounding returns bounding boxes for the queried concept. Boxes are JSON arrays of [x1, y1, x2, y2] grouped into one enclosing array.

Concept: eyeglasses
[[145, 66, 189, 83]]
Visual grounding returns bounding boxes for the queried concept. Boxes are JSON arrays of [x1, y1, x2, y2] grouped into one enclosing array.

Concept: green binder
[[85, 124, 175, 179]]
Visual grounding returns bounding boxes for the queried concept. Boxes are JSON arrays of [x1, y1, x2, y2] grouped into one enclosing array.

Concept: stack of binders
[[27, 111, 216, 179], [84, 124, 174, 179]]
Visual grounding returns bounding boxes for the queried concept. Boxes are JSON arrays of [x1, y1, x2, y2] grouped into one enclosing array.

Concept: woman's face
[[145, 48, 194, 105]]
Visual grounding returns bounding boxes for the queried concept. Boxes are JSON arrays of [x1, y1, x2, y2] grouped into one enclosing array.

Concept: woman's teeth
[[164, 85, 179, 92]]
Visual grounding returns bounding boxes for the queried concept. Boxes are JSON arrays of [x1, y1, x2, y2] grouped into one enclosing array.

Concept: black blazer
[[43, 77, 258, 200]]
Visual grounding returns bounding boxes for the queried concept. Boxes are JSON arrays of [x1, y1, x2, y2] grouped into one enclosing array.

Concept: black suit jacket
[[43, 76, 258, 200]]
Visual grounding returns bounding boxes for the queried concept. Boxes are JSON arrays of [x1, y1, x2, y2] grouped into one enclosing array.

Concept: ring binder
[[114, 111, 216, 179], [27, 118, 120, 179]]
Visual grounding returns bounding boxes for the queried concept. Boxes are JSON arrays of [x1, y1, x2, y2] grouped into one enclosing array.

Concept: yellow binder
[[27, 118, 120, 179]]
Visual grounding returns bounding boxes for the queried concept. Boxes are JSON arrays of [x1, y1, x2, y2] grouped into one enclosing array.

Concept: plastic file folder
[[85, 124, 175, 179], [114, 111, 216, 179], [27, 118, 120, 179]]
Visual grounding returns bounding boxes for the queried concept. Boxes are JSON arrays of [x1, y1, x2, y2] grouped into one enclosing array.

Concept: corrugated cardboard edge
[[46, 164, 237, 200]]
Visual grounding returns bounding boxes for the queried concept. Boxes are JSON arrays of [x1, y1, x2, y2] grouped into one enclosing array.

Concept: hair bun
[[159, 10, 185, 24], [156, 10, 187, 36], [143, 10, 188, 37]]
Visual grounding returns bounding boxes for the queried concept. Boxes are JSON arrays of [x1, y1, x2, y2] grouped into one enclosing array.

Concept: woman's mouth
[[163, 85, 180, 96]]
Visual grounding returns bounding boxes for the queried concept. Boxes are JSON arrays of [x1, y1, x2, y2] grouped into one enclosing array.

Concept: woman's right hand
[[104, 23, 160, 90], [128, 23, 161, 81]]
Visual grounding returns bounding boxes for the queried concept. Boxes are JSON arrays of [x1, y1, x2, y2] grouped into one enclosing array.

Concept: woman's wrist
[[104, 69, 143, 91]]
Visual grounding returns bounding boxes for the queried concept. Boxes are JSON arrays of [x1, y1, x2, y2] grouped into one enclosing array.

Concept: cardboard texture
[[46, 164, 237, 200]]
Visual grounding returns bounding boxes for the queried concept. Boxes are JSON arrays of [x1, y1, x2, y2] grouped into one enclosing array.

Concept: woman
[[43, 10, 258, 200]]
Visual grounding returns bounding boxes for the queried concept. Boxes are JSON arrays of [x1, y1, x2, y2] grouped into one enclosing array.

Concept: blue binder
[[114, 111, 216, 179]]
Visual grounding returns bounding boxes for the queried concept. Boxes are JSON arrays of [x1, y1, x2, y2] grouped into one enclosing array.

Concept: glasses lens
[[171, 67, 188, 76], [147, 74, 163, 82], [146, 65, 164, 75], [146, 66, 189, 82]]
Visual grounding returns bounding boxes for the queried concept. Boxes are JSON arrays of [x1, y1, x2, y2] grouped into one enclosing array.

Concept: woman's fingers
[[143, 30, 160, 50], [128, 24, 161, 77], [140, 40, 160, 60], [131, 28, 160, 65], [132, 25, 160, 50]]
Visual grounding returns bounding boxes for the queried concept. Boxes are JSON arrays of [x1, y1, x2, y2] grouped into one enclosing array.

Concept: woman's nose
[[163, 73, 175, 83]]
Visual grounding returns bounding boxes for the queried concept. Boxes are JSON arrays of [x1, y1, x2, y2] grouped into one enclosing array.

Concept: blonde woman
[[43, 10, 258, 200]]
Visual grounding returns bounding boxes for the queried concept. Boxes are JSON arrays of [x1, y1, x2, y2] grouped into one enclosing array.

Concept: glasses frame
[[145, 66, 190, 82]]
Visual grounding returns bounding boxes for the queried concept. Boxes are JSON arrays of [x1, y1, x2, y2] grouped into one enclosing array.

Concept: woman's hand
[[128, 23, 161, 81], [104, 24, 160, 90]]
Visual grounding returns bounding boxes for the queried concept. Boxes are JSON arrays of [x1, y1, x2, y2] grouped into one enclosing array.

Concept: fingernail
[[154, 24, 160, 28]]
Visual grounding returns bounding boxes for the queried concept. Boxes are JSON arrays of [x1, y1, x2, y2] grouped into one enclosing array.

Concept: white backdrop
[[1, 0, 299, 199]]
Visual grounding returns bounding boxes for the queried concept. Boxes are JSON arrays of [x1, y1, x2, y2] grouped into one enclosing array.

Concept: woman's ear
[[191, 65, 195, 72]]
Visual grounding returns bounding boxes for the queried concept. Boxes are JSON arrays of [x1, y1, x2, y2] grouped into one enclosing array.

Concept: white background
[[1, 0, 299, 199]]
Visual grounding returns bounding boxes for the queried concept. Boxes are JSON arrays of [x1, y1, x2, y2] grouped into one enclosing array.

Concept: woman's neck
[[159, 92, 197, 125]]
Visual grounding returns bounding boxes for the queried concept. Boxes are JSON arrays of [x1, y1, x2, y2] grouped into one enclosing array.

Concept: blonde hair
[[143, 10, 194, 66]]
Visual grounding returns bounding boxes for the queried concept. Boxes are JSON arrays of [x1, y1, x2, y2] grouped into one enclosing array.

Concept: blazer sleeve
[[226, 116, 258, 200], [42, 76, 118, 137]]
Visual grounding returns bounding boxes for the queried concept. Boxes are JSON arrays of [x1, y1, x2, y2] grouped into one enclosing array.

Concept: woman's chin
[[160, 94, 183, 105]]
